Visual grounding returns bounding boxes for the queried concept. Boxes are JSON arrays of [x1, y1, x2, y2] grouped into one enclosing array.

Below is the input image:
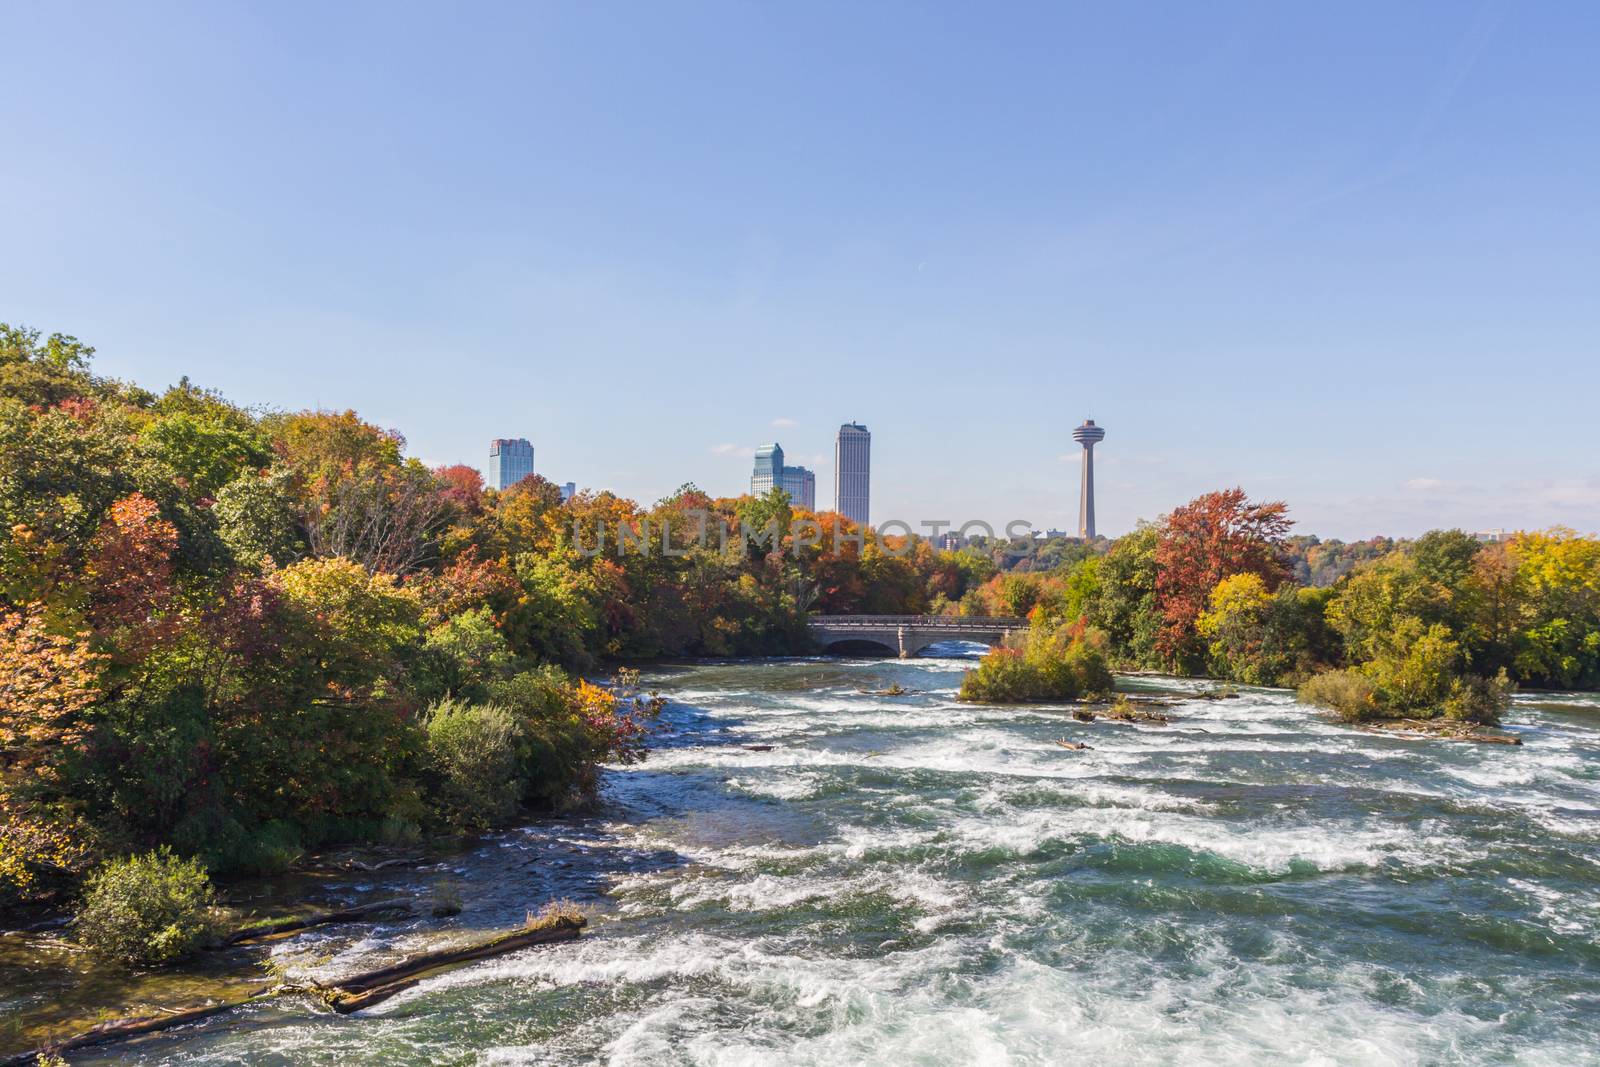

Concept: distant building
[[752, 443, 784, 495], [834, 422, 870, 526], [489, 438, 535, 490], [1071, 419, 1105, 539], [780, 465, 816, 511], [559, 482, 577, 502], [1474, 529, 1509, 543], [938, 532, 965, 552], [752, 442, 815, 509]]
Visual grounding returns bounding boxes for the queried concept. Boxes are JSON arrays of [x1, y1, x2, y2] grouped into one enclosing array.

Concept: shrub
[[1442, 669, 1514, 725], [1064, 634, 1114, 698], [424, 698, 523, 830], [74, 848, 215, 965], [958, 625, 1114, 703], [486, 667, 658, 807], [1298, 668, 1380, 722], [960, 647, 1048, 702], [1299, 663, 1512, 725]]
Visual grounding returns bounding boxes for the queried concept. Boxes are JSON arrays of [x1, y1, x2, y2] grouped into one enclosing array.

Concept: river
[[70, 652, 1600, 1065]]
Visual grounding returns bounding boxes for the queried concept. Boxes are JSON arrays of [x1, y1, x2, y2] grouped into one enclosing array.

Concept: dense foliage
[[0, 325, 1010, 910], [3, 323, 1594, 908], [956, 496, 1592, 724], [958, 623, 1114, 704], [73, 848, 215, 965]]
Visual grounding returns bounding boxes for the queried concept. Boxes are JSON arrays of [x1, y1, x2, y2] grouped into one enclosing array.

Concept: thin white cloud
[[710, 442, 755, 458], [771, 417, 798, 429], [1404, 477, 1446, 491]]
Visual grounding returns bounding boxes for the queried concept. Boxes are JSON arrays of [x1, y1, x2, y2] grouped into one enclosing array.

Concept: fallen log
[[220, 897, 415, 945], [1362, 719, 1523, 745], [1463, 732, 1523, 746], [344, 856, 418, 872], [319, 914, 586, 1013], [1054, 739, 1093, 751], [6, 914, 588, 1064], [4, 988, 272, 1066]]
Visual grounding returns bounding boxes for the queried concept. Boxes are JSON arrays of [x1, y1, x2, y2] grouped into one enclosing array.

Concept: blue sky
[[5, 1, 1596, 539]]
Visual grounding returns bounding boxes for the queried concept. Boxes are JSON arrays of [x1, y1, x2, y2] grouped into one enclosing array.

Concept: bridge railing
[[806, 615, 1025, 628]]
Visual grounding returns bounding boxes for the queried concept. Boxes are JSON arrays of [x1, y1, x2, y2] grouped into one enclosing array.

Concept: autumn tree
[[1153, 489, 1292, 672], [435, 464, 486, 517], [84, 493, 179, 659], [0, 606, 106, 901], [1507, 529, 1600, 687]]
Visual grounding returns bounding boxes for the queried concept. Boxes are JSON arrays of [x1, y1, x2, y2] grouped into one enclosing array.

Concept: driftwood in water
[[1054, 739, 1093, 751], [319, 915, 586, 1013], [742, 744, 774, 752], [220, 897, 414, 945], [1105, 707, 1170, 725], [1071, 709, 1096, 723], [1366, 719, 1523, 745], [7, 916, 587, 1065], [4, 988, 272, 1066], [344, 856, 418, 872]]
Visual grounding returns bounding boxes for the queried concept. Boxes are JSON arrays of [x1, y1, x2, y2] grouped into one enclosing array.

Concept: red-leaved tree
[[84, 492, 178, 659], [1154, 488, 1292, 670]]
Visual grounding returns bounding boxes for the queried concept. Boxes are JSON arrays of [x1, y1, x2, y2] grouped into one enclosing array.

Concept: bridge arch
[[816, 636, 901, 657]]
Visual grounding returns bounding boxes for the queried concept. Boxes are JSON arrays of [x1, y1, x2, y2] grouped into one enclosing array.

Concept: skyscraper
[[834, 422, 870, 526], [1071, 419, 1105, 539], [779, 465, 816, 511], [752, 443, 784, 495], [489, 438, 535, 490], [752, 442, 815, 510]]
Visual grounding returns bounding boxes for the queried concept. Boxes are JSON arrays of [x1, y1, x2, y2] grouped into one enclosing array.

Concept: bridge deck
[[806, 615, 1025, 657], [806, 615, 1024, 628]]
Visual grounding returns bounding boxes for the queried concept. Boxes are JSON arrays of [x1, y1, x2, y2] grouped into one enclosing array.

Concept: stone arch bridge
[[807, 615, 1025, 658]]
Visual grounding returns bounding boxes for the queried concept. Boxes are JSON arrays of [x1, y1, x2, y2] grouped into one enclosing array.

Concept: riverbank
[[9, 658, 1599, 1065], [0, 816, 641, 1061]]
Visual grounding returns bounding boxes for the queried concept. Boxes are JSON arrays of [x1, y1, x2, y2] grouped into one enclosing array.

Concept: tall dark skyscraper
[[834, 422, 870, 527], [1071, 419, 1105, 539]]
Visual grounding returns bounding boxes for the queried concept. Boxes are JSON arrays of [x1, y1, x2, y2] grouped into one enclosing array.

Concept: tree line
[[4, 324, 1597, 911]]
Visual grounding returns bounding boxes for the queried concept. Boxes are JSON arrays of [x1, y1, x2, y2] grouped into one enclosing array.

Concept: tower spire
[[1071, 419, 1106, 539]]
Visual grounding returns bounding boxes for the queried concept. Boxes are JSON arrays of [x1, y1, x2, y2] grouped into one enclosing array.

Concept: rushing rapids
[[65, 652, 1600, 1065]]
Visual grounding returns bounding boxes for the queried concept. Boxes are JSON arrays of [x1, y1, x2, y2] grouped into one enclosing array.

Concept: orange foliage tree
[[1153, 488, 1292, 671]]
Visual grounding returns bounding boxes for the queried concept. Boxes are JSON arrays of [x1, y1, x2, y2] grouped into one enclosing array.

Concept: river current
[[89, 653, 1600, 1065]]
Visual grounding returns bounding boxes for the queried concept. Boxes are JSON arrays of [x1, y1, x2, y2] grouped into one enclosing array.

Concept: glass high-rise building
[[834, 422, 870, 526], [752, 442, 815, 510], [489, 438, 535, 490], [779, 465, 816, 511], [752, 443, 784, 495]]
